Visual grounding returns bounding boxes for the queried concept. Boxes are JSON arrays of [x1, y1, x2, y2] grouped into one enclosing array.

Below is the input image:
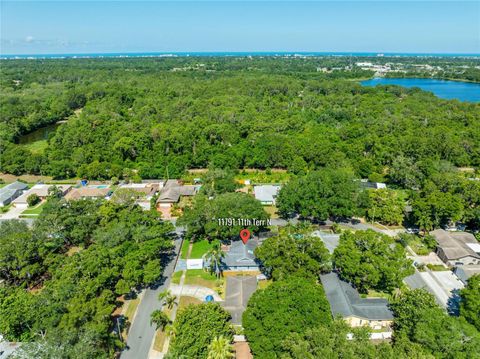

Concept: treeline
[[1, 57, 479, 181], [277, 167, 480, 231], [0, 197, 174, 358]]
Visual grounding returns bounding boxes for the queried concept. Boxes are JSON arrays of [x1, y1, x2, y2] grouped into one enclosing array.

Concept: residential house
[[156, 180, 199, 217], [0, 182, 28, 207], [454, 265, 480, 285], [12, 184, 72, 208], [222, 276, 257, 325], [220, 240, 261, 272], [431, 229, 480, 266], [253, 185, 281, 205], [64, 186, 111, 201], [320, 272, 394, 329]]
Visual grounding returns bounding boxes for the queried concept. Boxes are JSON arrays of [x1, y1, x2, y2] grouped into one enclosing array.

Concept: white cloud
[[25, 35, 34, 43]]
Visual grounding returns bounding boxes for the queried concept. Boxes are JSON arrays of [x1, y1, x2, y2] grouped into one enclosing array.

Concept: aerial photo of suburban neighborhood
[[1, 1, 480, 359]]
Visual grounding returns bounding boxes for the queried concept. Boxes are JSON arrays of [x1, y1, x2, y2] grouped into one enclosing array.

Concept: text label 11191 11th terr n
[[216, 218, 271, 226]]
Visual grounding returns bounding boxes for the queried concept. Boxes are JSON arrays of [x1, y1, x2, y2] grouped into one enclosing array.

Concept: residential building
[[454, 265, 480, 285], [253, 185, 281, 205], [64, 186, 111, 201], [12, 184, 72, 208], [320, 272, 394, 329], [431, 229, 480, 266], [0, 181, 28, 207], [118, 182, 159, 198], [156, 180, 198, 206], [221, 239, 261, 271], [222, 276, 257, 325]]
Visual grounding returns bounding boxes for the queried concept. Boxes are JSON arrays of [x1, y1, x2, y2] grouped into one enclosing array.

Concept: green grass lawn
[[190, 240, 216, 259], [178, 296, 202, 311], [409, 237, 433, 256], [22, 140, 48, 155], [171, 271, 182, 284], [21, 201, 46, 216], [184, 269, 220, 289], [180, 240, 190, 259]]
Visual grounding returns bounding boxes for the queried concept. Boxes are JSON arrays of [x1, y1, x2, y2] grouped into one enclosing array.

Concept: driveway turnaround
[[120, 230, 183, 359]]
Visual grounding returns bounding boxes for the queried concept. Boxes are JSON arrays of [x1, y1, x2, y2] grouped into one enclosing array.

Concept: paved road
[[121, 227, 184, 359]]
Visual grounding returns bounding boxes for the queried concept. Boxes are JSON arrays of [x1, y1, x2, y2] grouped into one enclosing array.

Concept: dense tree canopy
[[254, 225, 331, 280], [333, 230, 414, 293], [276, 168, 359, 220], [0, 198, 174, 357], [1, 57, 479, 183], [178, 192, 269, 241], [459, 274, 480, 331], [242, 277, 331, 359], [167, 303, 233, 359], [390, 289, 480, 358]]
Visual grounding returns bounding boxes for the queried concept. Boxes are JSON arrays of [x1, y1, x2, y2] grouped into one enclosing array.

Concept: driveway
[[120, 228, 184, 359], [0, 206, 24, 220]]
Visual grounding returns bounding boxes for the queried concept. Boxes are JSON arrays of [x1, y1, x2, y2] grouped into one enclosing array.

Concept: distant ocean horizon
[[1, 51, 480, 60]]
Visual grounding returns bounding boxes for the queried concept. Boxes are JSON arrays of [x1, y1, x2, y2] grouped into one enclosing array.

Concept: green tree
[[158, 290, 178, 310], [366, 189, 405, 225], [333, 230, 413, 293], [178, 192, 269, 242], [207, 336, 235, 359], [204, 241, 225, 278], [26, 193, 40, 207], [243, 277, 331, 359], [460, 274, 480, 331], [277, 168, 359, 221], [255, 226, 330, 280], [168, 303, 233, 359], [200, 168, 239, 197], [150, 310, 171, 331]]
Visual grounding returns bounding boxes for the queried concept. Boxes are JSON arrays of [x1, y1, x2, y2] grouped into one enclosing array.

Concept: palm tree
[[158, 290, 178, 309], [207, 336, 235, 359], [150, 310, 171, 331], [204, 241, 225, 278]]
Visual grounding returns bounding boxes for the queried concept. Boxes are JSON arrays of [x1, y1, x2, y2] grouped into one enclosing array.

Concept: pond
[[360, 78, 480, 102], [18, 122, 61, 144]]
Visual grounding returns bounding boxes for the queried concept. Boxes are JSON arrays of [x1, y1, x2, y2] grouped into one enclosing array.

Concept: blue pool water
[[361, 78, 480, 102]]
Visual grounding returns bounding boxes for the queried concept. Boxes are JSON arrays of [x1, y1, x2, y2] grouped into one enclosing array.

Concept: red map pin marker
[[240, 229, 251, 244]]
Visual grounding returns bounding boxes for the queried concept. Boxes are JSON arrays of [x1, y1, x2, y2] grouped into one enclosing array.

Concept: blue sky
[[1, 1, 479, 55]]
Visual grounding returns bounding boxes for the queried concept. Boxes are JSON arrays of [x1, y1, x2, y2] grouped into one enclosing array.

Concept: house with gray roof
[[0, 182, 28, 207], [431, 229, 480, 266], [320, 272, 393, 329], [222, 276, 257, 325], [220, 240, 261, 271], [253, 185, 281, 205]]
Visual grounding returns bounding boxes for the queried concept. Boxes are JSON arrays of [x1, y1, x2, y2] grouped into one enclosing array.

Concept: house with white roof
[[253, 185, 281, 205]]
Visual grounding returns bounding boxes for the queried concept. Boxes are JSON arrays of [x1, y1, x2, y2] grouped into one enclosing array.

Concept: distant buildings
[[253, 185, 281, 205], [0, 181, 28, 207], [320, 272, 393, 330], [431, 229, 480, 267]]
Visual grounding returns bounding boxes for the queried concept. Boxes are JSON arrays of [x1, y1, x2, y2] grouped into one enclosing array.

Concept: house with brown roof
[[155, 180, 199, 217], [64, 187, 111, 201], [431, 229, 480, 267]]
